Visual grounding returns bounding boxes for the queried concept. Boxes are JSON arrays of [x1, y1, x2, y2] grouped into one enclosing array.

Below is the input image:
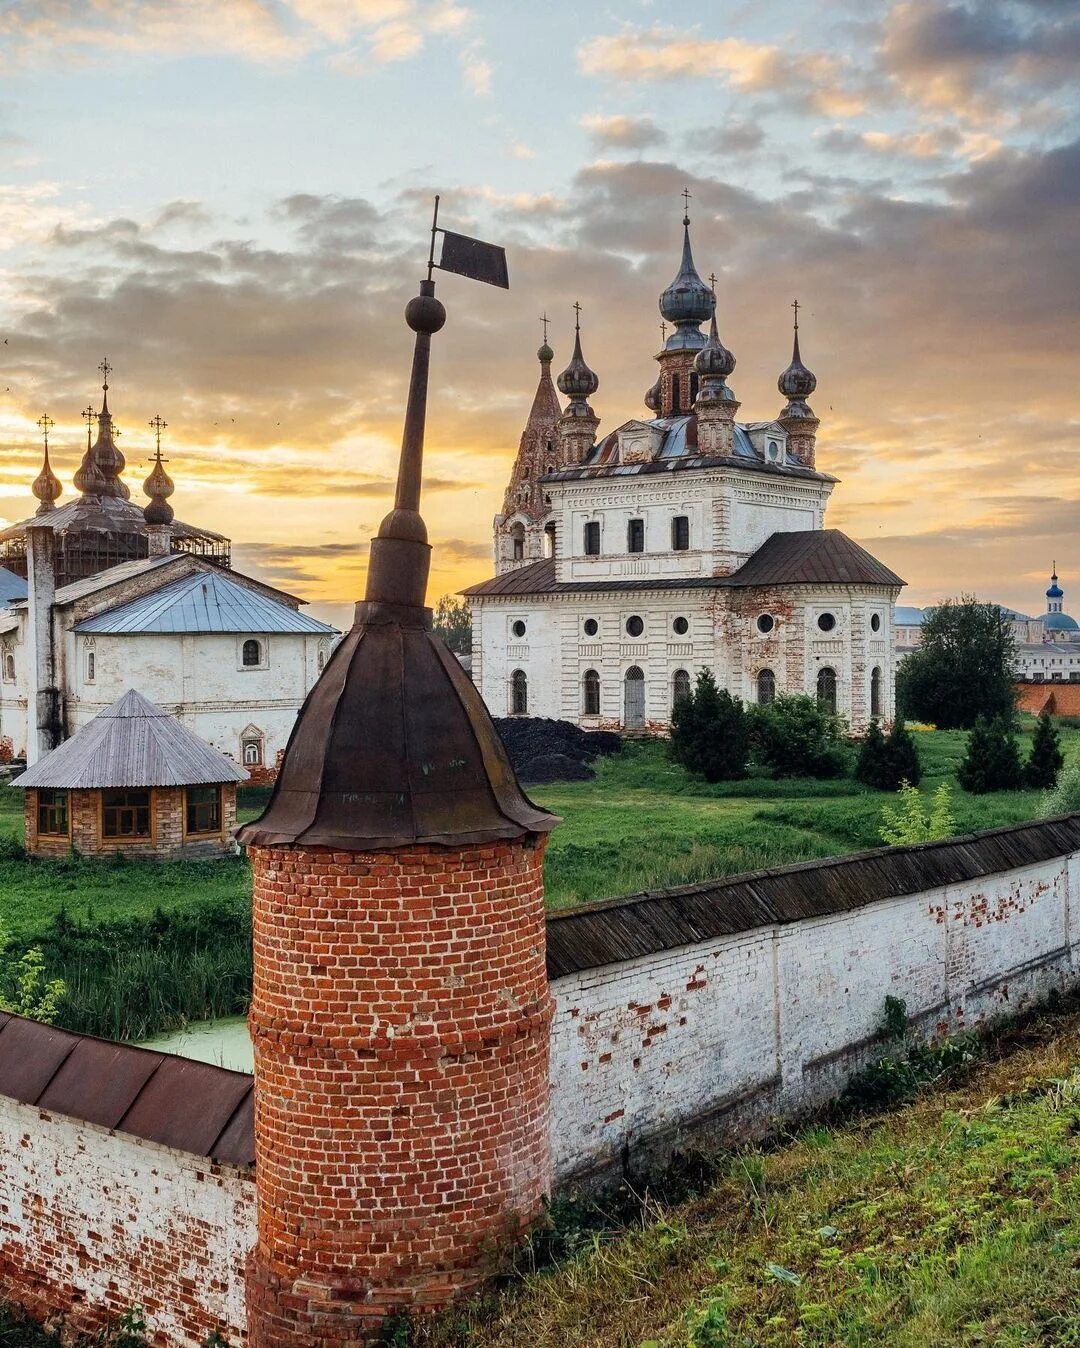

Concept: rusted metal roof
[[545, 814, 1080, 978], [11, 688, 248, 789], [464, 530, 903, 598], [0, 495, 228, 547], [238, 609, 558, 850], [0, 1012, 254, 1167]]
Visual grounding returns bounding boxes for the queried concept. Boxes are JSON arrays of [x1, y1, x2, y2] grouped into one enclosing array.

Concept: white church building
[[465, 210, 904, 732], [0, 369, 335, 775]]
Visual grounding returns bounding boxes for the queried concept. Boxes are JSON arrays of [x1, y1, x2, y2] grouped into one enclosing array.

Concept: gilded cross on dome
[[36, 412, 54, 449], [148, 414, 168, 459]]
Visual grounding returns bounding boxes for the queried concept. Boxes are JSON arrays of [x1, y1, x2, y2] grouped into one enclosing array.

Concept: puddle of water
[[138, 1014, 253, 1073]]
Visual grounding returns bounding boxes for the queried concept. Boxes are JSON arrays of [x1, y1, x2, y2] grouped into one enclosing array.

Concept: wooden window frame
[[183, 784, 223, 839], [36, 788, 71, 840], [99, 788, 155, 845]]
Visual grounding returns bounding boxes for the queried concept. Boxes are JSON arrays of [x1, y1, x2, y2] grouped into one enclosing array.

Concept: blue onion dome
[[1045, 612, 1079, 632], [778, 325, 816, 399], [660, 215, 715, 331], [694, 314, 736, 379], [32, 445, 62, 513], [644, 377, 661, 412], [557, 315, 599, 401], [1048, 569, 1064, 600]]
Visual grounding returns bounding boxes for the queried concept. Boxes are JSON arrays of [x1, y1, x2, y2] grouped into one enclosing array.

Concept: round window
[[511, 620, 526, 638], [626, 615, 644, 637], [583, 618, 599, 637], [817, 612, 836, 632], [870, 613, 881, 632], [756, 614, 774, 634], [672, 616, 689, 635]]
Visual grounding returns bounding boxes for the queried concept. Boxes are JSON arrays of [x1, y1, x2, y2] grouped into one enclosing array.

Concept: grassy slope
[[532, 724, 1078, 910], [0, 725, 1075, 935], [416, 1006, 1080, 1348]]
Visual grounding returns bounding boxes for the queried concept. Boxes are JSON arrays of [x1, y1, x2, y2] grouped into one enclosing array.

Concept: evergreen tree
[[897, 596, 1017, 729], [855, 719, 923, 791], [885, 718, 922, 788], [957, 716, 1023, 794], [669, 669, 749, 782], [1024, 710, 1063, 790]]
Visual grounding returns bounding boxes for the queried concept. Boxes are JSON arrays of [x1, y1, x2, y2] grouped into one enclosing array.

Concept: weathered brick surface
[[0, 1096, 255, 1347], [24, 785, 238, 859], [246, 837, 553, 1347]]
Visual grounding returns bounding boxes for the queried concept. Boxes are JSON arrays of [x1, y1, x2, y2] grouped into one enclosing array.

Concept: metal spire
[[36, 411, 54, 452], [82, 404, 95, 450], [539, 312, 549, 345], [682, 186, 692, 225], [149, 414, 168, 459]]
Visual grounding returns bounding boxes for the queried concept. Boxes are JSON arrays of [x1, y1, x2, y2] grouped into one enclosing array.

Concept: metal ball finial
[[405, 281, 446, 335]]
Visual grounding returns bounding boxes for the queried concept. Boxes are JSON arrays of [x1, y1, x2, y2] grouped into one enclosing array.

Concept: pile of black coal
[[492, 717, 622, 784]]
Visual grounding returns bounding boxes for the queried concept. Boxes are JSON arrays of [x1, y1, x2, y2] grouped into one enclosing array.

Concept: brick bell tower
[[238, 221, 559, 1345]]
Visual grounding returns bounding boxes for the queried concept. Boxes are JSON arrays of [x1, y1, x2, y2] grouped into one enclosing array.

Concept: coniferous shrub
[[1023, 711, 1063, 790], [668, 669, 749, 783], [957, 716, 1023, 793], [855, 720, 922, 791], [749, 694, 848, 779]]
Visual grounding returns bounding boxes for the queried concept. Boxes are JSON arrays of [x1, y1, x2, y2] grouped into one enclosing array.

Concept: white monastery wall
[[549, 851, 1079, 1183], [0, 1095, 255, 1346]]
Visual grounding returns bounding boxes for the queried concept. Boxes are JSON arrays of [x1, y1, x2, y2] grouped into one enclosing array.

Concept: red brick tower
[[238, 240, 559, 1345]]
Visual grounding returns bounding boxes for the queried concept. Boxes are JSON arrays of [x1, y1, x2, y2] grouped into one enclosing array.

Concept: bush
[[749, 695, 848, 779], [957, 716, 1023, 793], [880, 782, 955, 845], [855, 720, 922, 791], [669, 670, 749, 783], [1043, 761, 1080, 816], [1023, 710, 1063, 790]]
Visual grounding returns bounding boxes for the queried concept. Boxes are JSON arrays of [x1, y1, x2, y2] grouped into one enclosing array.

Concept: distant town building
[[896, 566, 1080, 685], [0, 368, 336, 772], [465, 211, 903, 732], [13, 688, 247, 858]]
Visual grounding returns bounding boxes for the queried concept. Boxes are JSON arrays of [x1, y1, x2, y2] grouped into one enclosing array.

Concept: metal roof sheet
[[11, 688, 249, 788], [464, 531, 904, 598], [545, 814, 1080, 978], [0, 1013, 254, 1167], [74, 568, 334, 635], [0, 494, 228, 546], [10, 554, 182, 609], [0, 566, 27, 603]]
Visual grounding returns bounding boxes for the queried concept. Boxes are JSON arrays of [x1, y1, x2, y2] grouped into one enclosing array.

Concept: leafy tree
[[1043, 761, 1080, 816], [896, 596, 1017, 729], [749, 694, 848, 779], [855, 720, 922, 791], [1023, 711, 1063, 790], [431, 594, 472, 655], [880, 782, 955, 845], [0, 916, 64, 1023], [957, 715, 1023, 794], [669, 669, 749, 782]]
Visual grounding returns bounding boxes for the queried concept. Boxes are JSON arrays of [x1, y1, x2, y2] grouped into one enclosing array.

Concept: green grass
[[530, 723, 1080, 909], [413, 1001, 1080, 1347]]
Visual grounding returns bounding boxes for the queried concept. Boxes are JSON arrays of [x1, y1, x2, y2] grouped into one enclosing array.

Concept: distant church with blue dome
[[1043, 565, 1079, 640]]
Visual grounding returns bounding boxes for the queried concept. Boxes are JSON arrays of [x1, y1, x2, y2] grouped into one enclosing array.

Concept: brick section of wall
[[1016, 682, 1080, 717], [549, 853, 1080, 1185], [24, 785, 238, 859], [246, 837, 552, 1347], [0, 1095, 255, 1347]]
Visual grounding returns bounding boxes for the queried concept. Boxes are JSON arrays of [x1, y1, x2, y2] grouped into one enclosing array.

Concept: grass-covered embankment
[[414, 996, 1080, 1347]]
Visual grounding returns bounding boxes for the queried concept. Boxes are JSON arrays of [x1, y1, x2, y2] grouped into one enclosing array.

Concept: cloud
[[581, 114, 668, 152], [688, 121, 766, 157], [578, 25, 868, 117], [879, 0, 1080, 121], [820, 125, 1002, 162]]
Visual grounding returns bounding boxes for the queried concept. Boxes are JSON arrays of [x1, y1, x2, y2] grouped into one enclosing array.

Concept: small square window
[[37, 789, 69, 838], [102, 789, 151, 840], [185, 785, 221, 836]]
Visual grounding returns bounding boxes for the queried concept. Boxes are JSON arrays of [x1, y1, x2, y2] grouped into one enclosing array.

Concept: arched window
[[624, 665, 645, 729], [582, 669, 600, 716], [870, 666, 883, 719], [242, 639, 262, 667], [242, 737, 264, 767], [689, 371, 699, 404], [671, 374, 681, 413], [544, 521, 556, 558], [510, 523, 525, 561], [757, 668, 776, 705], [86, 651, 96, 682], [672, 669, 691, 708], [317, 642, 328, 671], [3, 650, 15, 682], [511, 669, 528, 715], [817, 666, 837, 715]]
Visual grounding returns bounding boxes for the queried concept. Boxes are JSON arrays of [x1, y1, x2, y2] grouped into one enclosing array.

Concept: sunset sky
[[0, 0, 1077, 630]]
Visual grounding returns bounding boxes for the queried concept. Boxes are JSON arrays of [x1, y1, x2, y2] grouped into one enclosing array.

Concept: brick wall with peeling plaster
[[2, 845, 1080, 1343], [548, 852, 1080, 1183]]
